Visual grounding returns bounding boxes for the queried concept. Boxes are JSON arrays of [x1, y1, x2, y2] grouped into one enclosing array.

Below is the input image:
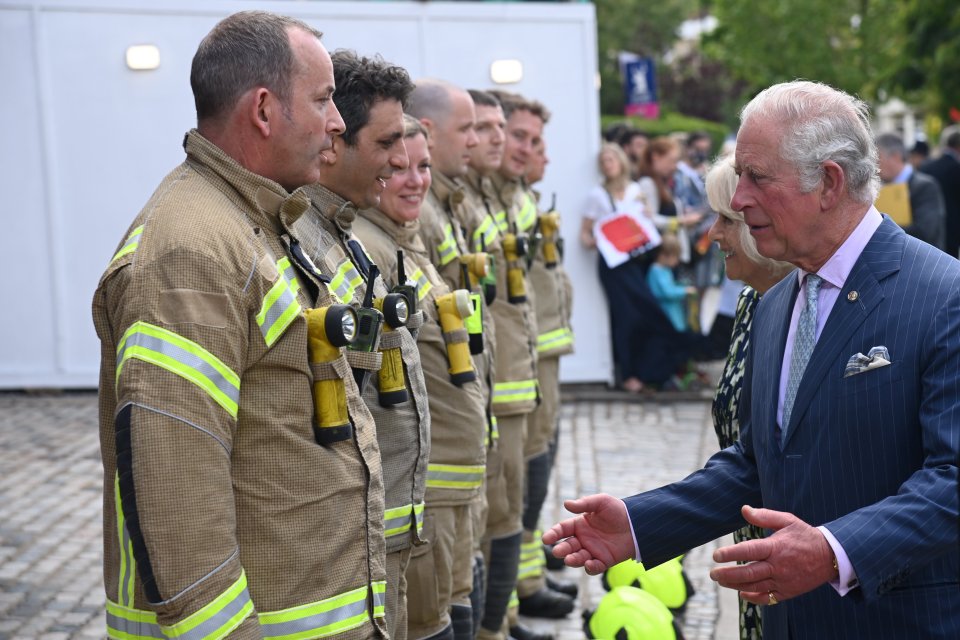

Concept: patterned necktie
[[782, 274, 823, 441]]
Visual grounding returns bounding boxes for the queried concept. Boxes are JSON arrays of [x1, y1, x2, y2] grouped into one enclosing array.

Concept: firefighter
[[92, 12, 388, 639], [292, 51, 430, 640], [405, 79, 493, 640], [517, 135, 578, 613], [354, 114, 493, 640]]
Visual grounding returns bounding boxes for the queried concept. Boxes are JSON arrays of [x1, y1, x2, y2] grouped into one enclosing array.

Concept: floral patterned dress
[[712, 286, 765, 640]]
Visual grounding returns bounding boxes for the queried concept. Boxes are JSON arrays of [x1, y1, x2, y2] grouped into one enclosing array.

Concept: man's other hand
[[710, 505, 837, 605]]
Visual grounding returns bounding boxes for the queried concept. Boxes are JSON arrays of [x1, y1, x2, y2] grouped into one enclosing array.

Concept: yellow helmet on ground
[[602, 557, 693, 613], [584, 585, 681, 640]]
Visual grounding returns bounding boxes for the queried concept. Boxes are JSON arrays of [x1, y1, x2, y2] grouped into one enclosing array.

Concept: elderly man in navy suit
[[544, 81, 959, 639]]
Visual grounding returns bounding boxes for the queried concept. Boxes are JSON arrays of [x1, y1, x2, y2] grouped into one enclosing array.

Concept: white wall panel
[[0, 0, 608, 388]]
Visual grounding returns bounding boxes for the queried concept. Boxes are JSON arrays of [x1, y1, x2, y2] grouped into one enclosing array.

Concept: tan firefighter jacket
[[421, 170, 498, 444], [461, 169, 539, 418], [523, 186, 574, 360], [92, 130, 386, 640], [294, 184, 430, 553], [354, 208, 488, 506]]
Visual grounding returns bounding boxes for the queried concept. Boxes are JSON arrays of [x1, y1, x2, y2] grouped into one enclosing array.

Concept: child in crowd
[[647, 234, 696, 332]]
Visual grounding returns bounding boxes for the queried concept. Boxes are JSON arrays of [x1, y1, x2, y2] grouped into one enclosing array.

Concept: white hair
[[740, 80, 880, 204]]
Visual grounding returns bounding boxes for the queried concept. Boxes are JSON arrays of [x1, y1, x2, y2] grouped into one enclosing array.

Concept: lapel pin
[[847, 291, 859, 302]]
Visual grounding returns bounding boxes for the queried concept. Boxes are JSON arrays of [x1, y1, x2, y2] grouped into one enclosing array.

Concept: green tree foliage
[[595, 0, 695, 115], [704, 0, 903, 102], [658, 49, 749, 127], [894, 0, 960, 120]]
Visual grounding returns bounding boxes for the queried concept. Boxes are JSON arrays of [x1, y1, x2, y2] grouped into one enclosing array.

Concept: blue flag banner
[[619, 52, 658, 119]]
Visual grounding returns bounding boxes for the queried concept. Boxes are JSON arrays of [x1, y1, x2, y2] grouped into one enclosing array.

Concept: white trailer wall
[[0, 0, 610, 388]]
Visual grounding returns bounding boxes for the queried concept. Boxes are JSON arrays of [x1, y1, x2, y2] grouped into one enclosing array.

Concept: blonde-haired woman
[[581, 142, 691, 392], [705, 156, 793, 640]]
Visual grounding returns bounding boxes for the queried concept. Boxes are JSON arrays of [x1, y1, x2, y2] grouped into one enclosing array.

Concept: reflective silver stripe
[[414, 502, 425, 534], [494, 210, 508, 234], [384, 503, 415, 538], [372, 581, 386, 616], [537, 328, 573, 353], [437, 224, 459, 266], [517, 195, 537, 232], [160, 572, 253, 639], [112, 225, 145, 263], [492, 379, 538, 404], [116, 322, 241, 419], [106, 600, 166, 639], [410, 268, 432, 300], [259, 585, 371, 638], [114, 473, 135, 607], [257, 257, 302, 347], [472, 215, 499, 252], [330, 259, 363, 304], [426, 464, 485, 489]]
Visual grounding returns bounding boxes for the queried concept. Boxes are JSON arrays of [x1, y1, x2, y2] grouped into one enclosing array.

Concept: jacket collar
[[358, 208, 425, 253], [302, 183, 357, 235], [183, 130, 310, 235], [429, 170, 465, 211]]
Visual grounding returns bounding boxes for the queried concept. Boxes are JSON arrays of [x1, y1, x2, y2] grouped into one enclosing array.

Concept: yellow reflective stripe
[[116, 321, 241, 419], [426, 463, 486, 489], [410, 268, 432, 300], [384, 503, 416, 538], [329, 259, 363, 304], [372, 581, 386, 619], [112, 225, 144, 264], [414, 502, 425, 535], [508, 589, 519, 610], [260, 584, 379, 639], [437, 224, 460, 266], [492, 379, 537, 404], [537, 328, 573, 353], [472, 215, 499, 253], [106, 599, 165, 639], [114, 473, 136, 607], [161, 572, 253, 639], [256, 257, 302, 347], [520, 537, 546, 578], [494, 210, 508, 234], [517, 195, 538, 233]]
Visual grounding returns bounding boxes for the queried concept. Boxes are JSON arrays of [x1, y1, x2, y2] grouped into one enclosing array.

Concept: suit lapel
[[752, 274, 797, 455], [782, 219, 904, 448]]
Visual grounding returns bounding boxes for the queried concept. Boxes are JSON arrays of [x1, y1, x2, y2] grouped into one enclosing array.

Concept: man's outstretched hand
[[541, 494, 636, 575], [710, 505, 838, 605]]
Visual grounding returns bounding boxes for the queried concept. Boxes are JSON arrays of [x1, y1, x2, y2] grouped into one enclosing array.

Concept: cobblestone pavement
[[523, 396, 736, 640], [0, 389, 735, 640]]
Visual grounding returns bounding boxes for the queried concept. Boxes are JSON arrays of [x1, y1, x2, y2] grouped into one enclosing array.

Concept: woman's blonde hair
[[705, 157, 793, 278], [599, 142, 631, 193]]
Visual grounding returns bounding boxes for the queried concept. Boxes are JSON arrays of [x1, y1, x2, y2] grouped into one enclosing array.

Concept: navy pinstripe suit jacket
[[625, 218, 959, 639]]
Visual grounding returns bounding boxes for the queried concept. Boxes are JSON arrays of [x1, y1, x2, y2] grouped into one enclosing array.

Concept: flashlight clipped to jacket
[[306, 304, 358, 445], [501, 223, 528, 304], [435, 288, 477, 386]]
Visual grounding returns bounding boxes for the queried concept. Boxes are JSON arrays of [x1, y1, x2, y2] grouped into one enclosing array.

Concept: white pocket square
[[844, 346, 891, 378]]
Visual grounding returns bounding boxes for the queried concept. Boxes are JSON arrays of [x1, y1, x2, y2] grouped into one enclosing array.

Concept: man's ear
[[419, 117, 436, 149], [249, 88, 274, 137], [819, 160, 846, 211]]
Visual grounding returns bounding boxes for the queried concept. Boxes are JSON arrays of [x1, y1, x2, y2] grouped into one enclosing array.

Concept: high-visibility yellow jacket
[[295, 184, 430, 553], [92, 131, 387, 640], [354, 207, 488, 506]]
